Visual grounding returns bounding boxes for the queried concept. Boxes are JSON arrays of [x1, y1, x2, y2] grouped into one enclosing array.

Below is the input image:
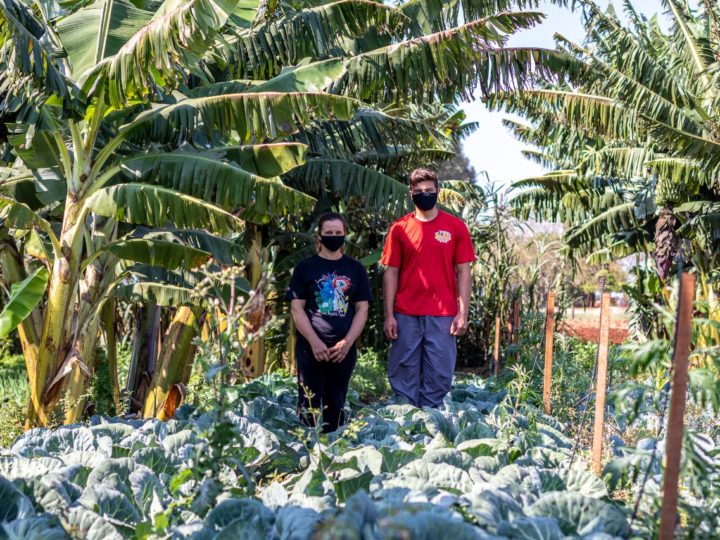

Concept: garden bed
[[0, 375, 633, 539]]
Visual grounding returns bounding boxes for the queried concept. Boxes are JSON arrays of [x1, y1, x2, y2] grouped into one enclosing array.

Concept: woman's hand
[[329, 339, 352, 362], [310, 339, 331, 361]]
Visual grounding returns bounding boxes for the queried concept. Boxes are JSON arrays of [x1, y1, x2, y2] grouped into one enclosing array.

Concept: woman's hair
[[316, 212, 347, 253], [317, 212, 347, 235]]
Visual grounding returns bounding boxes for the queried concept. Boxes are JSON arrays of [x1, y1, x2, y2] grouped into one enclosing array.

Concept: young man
[[381, 168, 476, 408]]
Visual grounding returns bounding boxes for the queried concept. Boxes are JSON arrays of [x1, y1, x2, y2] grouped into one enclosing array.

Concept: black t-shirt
[[286, 254, 373, 345]]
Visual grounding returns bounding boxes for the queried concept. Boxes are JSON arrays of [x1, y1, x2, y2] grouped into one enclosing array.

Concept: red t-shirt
[[381, 211, 477, 316]]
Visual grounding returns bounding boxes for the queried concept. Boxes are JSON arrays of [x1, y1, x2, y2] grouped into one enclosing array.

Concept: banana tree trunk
[[240, 227, 266, 378], [61, 262, 109, 424], [0, 239, 45, 426], [143, 306, 200, 419], [695, 266, 720, 364], [35, 208, 85, 425], [126, 304, 162, 414], [101, 299, 121, 414], [62, 315, 102, 424]]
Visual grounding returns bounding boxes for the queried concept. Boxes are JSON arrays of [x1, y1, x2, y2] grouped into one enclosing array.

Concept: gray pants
[[388, 313, 456, 408]]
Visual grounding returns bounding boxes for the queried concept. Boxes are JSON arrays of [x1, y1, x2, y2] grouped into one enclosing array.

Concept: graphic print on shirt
[[435, 230, 452, 244], [315, 273, 352, 316]]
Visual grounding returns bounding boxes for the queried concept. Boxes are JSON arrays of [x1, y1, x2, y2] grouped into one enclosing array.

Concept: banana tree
[[495, 0, 720, 344], [1, 0, 572, 426]]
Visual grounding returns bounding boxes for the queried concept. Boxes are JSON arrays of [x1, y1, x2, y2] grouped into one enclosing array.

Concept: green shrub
[[0, 352, 28, 446], [349, 349, 391, 403]]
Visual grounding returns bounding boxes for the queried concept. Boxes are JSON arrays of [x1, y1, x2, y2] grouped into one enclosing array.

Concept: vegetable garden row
[[0, 375, 640, 539], [1, 0, 720, 537]]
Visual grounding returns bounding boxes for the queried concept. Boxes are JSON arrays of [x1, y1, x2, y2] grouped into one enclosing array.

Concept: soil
[[559, 306, 629, 344]]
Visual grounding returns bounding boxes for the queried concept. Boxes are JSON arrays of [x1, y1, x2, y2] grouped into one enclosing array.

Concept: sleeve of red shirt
[[454, 221, 477, 265], [381, 223, 402, 268]]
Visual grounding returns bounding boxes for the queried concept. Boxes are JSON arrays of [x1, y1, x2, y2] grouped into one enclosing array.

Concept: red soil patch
[[559, 307, 629, 344]]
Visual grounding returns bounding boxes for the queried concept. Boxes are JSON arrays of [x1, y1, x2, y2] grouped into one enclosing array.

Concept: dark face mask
[[320, 235, 345, 252], [412, 191, 438, 211]]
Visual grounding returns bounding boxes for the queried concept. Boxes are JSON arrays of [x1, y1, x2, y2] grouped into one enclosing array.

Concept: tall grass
[[0, 352, 29, 447]]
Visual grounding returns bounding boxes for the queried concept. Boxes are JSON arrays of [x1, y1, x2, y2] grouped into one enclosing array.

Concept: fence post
[[493, 316, 501, 376], [591, 292, 612, 475], [512, 293, 521, 344], [543, 291, 556, 415], [659, 272, 696, 540]]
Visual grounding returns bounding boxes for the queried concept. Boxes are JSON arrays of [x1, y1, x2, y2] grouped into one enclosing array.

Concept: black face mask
[[320, 235, 345, 252], [412, 191, 438, 211]]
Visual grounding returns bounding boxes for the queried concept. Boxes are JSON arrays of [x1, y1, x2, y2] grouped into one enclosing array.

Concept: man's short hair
[[408, 168, 439, 190]]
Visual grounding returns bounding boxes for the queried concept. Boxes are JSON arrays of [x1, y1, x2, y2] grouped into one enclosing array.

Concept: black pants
[[296, 337, 357, 433]]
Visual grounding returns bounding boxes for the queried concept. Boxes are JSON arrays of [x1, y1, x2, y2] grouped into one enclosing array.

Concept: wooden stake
[[659, 272, 696, 540], [592, 292, 612, 475], [512, 294, 520, 344], [543, 291, 556, 414], [288, 314, 297, 376], [493, 316, 501, 376]]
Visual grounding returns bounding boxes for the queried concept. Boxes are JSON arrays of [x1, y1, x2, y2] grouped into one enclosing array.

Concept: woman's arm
[[290, 299, 330, 361], [329, 301, 369, 362]]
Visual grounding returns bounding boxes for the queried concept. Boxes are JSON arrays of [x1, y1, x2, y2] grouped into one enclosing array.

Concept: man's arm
[[383, 266, 400, 340], [329, 301, 369, 362], [290, 299, 330, 361], [450, 263, 471, 336]]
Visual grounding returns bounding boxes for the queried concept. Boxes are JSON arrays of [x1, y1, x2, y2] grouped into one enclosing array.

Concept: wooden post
[[512, 294, 520, 344], [493, 316, 501, 376], [543, 291, 555, 414], [659, 272, 695, 540], [591, 292, 612, 475], [288, 314, 297, 375]]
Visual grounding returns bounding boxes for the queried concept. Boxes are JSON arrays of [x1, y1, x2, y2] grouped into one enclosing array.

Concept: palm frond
[[95, 92, 361, 174], [354, 147, 455, 174], [576, 1, 700, 108], [0, 0, 69, 96], [564, 200, 639, 249], [221, 142, 308, 177], [398, 0, 547, 35], [229, 0, 400, 79], [138, 228, 243, 265], [291, 158, 410, 214], [647, 157, 714, 190], [491, 89, 639, 141], [86, 183, 245, 233], [110, 150, 316, 218], [575, 146, 656, 180], [55, 0, 154, 81], [508, 186, 566, 221], [643, 114, 720, 169], [665, 0, 715, 92], [338, 21, 575, 105], [83, 0, 239, 106], [100, 238, 212, 270], [294, 109, 451, 160]]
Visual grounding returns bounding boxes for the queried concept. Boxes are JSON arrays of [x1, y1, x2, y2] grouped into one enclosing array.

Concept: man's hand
[[384, 315, 398, 340], [450, 313, 468, 336], [328, 339, 352, 362], [310, 340, 331, 361]]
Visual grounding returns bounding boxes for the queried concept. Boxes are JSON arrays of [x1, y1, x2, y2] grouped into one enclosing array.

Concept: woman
[[286, 212, 372, 432]]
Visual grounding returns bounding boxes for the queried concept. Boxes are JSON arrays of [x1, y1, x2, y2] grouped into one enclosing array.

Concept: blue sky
[[461, 0, 666, 185]]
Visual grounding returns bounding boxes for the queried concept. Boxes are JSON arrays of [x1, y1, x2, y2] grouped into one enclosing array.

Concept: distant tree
[[434, 146, 477, 183]]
